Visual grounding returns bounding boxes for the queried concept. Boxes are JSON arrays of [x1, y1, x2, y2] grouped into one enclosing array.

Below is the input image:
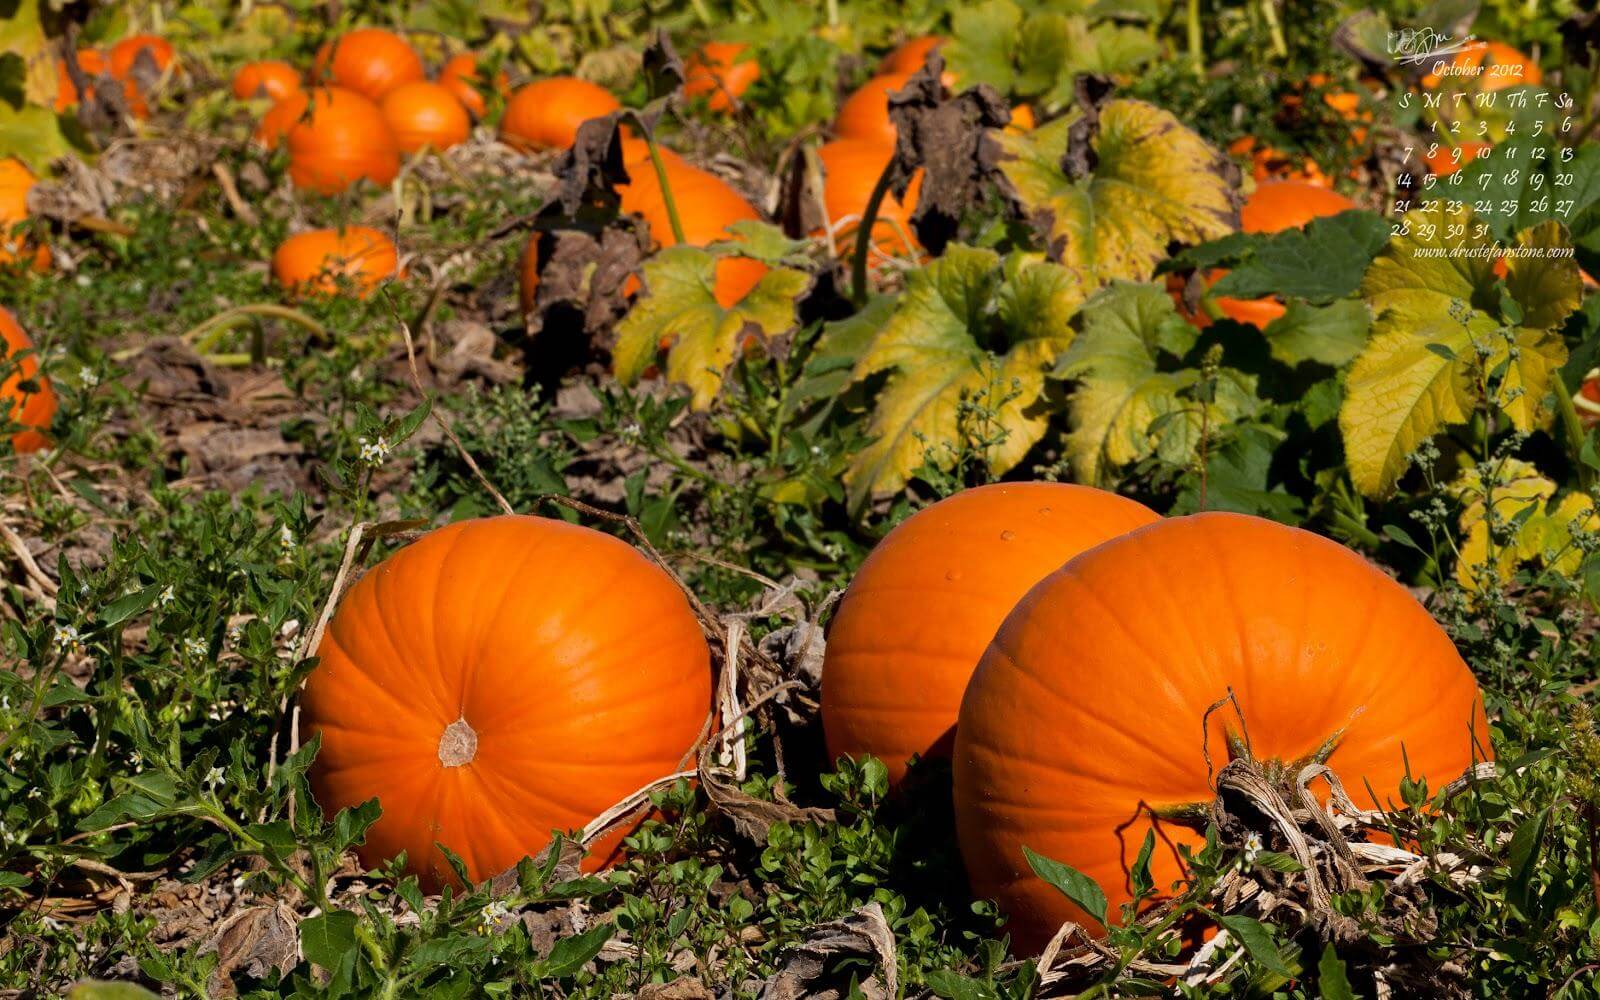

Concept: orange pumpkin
[[1190, 180, 1357, 328], [313, 28, 425, 101], [1425, 140, 1490, 177], [880, 35, 944, 76], [500, 77, 621, 152], [438, 52, 507, 119], [380, 81, 470, 153], [0, 159, 48, 273], [277, 87, 401, 194], [109, 35, 175, 80], [272, 227, 398, 298], [834, 72, 913, 145], [232, 60, 302, 102], [822, 483, 1158, 787], [954, 512, 1491, 950], [684, 42, 760, 112], [0, 307, 56, 454], [619, 159, 767, 307], [1226, 136, 1330, 187], [54, 49, 107, 112], [1423, 40, 1541, 91], [1007, 103, 1035, 133], [816, 138, 922, 260], [301, 515, 712, 889]]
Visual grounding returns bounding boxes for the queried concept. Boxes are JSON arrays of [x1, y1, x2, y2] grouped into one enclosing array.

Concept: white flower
[[158, 584, 175, 607], [52, 623, 81, 653], [1243, 832, 1263, 864], [480, 900, 510, 931], [183, 637, 208, 657], [279, 524, 296, 552], [621, 422, 641, 440], [358, 435, 391, 467], [79, 366, 98, 388], [204, 766, 225, 789], [75, 274, 91, 288]]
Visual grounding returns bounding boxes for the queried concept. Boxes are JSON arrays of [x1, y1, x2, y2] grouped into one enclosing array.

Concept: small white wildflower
[[183, 637, 208, 657], [75, 274, 91, 288], [1243, 832, 1263, 864], [480, 900, 510, 931], [158, 584, 175, 607], [52, 623, 82, 653], [621, 422, 641, 440], [279, 523, 296, 552], [357, 435, 391, 467], [204, 766, 225, 789], [79, 366, 98, 389], [227, 623, 243, 645]]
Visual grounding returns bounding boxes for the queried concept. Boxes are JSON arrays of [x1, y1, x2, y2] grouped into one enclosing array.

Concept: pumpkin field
[[4, 0, 1600, 996]]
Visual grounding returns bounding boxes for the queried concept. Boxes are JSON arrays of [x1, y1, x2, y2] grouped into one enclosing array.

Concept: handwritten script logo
[[1387, 27, 1474, 66]]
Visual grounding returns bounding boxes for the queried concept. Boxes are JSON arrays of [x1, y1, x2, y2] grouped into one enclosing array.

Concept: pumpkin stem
[[437, 717, 478, 767]]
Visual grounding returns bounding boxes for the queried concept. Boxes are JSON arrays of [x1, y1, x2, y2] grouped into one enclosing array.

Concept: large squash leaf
[[944, 0, 1157, 103], [999, 101, 1235, 289], [817, 244, 1087, 510], [612, 245, 812, 409], [1056, 282, 1258, 484], [1339, 205, 1581, 496], [1448, 458, 1599, 593]]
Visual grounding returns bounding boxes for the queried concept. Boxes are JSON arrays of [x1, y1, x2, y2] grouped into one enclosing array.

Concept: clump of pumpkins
[[301, 484, 1489, 953]]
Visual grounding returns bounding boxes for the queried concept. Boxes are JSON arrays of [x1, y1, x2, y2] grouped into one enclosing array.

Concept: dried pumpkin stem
[[437, 717, 479, 767]]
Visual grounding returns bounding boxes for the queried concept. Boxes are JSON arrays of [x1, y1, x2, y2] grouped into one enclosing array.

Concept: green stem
[[1555, 369, 1595, 491], [1186, 0, 1204, 77], [1259, 0, 1288, 59], [624, 111, 686, 246], [182, 304, 329, 354], [850, 157, 897, 306]]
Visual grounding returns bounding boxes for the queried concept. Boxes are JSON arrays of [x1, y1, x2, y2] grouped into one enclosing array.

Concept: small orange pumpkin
[[380, 81, 471, 153], [54, 49, 107, 112], [500, 77, 621, 152], [0, 159, 49, 273], [816, 138, 922, 261], [278, 87, 401, 194], [954, 512, 1491, 950], [0, 307, 56, 454], [822, 483, 1158, 787], [272, 227, 398, 298], [232, 60, 302, 103], [834, 72, 913, 145], [301, 515, 712, 889], [618, 158, 767, 307], [313, 28, 425, 101], [880, 35, 944, 76], [438, 52, 507, 119], [109, 35, 175, 80], [684, 42, 759, 113]]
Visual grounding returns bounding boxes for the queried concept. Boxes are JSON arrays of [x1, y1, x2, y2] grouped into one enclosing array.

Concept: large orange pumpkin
[[834, 72, 912, 145], [816, 138, 922, 260], [822, 483, 1158, 787], [1, 307, 56, 454], [379, 81, 470, 153], [0, 159, 49, 273], [684, 42, 760, 112], [438, 52, 506, 119], [272, 227, 398, 298], [278, 88, 401, 194], [313, 28, 424, 100], [500, 77, 621, 152], [54, 49, 107, 112], [619, 159, 767, 307], [954, 513, 1490, 951], [301, 515, 712, 888], [1191, 180, 1357, 329], [232, 60, 303, 103]]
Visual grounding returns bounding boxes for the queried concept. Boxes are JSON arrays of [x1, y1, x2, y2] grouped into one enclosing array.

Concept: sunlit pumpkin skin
[[1007, 103, 1035, 134], [0, 159, 49, 273], [954, 512, 1491, 952], [280, 88, 401, 194], [108, 35, 175, 80], [232, 60, 302, 102], [1195, 180, 1357, 329], [313, 28, 425, 100], [1423, 41, 1541, 91], [54, 49, 107, 112], [684, 42, 759, 112], [880, 36, 944, 76], [500, 77, 621, 152], [272, 227, 398, 298], [438, 52, 507, 119], [380, 81, 471, 153], [816, 138, 922, 260], [302, 515, 713, 889], [1425, 140, 1490, 177], [835, 72, 912, 145], [1576, 369, 1600, 428], [619, 159, 766, 307], [0, 307, 56, 454], [822, 483, 1159, 787]]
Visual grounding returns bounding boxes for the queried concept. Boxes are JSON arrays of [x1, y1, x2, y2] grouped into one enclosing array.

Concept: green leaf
[[925, 970, 999, 1000], [1215, 913, 1294, 977], [299, 910, 359, 971], [1176, 425, 1303, 520], [333, 798, 381, 852], [823, 246, 1086, 509], [1318, 944, 1356, 1000], [98, 585, 164, 629], [1208, 210, 1390, 303], [67, 984, 162, 1000], [715, 220, 808, 265], [613, 246, 812, 409], [1000, 101, 1235, 289], [1507, 806, 1550, 915], [0, 104, 74, 173], [536, 923, 613, 979], [1023, 845, 1108, 926], [1058, 282, 1257, 484], [1459, 137, 1600, 251], [1262, 299, 1369, 367]]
